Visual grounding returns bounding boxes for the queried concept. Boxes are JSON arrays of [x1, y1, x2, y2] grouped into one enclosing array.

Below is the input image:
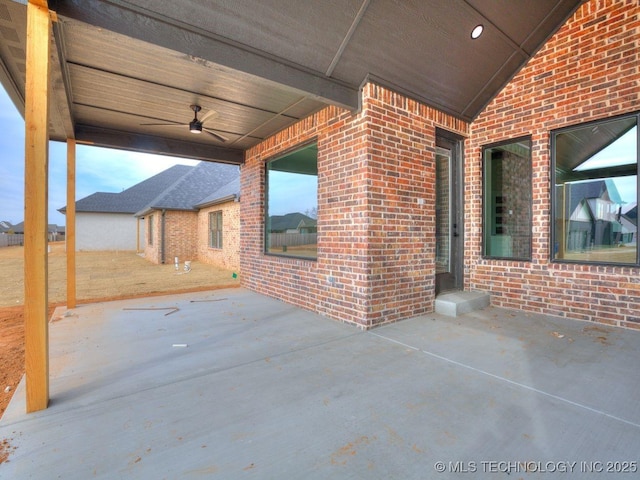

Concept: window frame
[[481, 135, 533, 261], [147, 214, 154, 246], [208, 210, 223, 249], [550, 112, 640, 266], [264, 140, 318, 261]]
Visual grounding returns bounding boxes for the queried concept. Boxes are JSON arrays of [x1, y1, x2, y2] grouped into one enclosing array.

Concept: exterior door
[[435, 133, 463, 293]]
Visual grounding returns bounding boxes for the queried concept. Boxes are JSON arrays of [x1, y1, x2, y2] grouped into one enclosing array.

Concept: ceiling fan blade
[[199, 109, 218, 124], [203, 128, 229, 142], [140, 122, 185, 127]]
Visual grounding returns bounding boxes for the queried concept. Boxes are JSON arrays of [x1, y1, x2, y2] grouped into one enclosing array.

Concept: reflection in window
[[552, 115, 638, 264], [483, 137, 532, 259], [265, 143, 318, 259]]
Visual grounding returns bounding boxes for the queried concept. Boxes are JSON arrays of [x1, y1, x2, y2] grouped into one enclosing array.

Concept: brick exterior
[[241, 87, 468, 329], [143, 210, 198, 265], [239, 0, 640, 330], [197, 202, 241, 272], [467, 0, 640, 329], [144, 205, 240, 271]]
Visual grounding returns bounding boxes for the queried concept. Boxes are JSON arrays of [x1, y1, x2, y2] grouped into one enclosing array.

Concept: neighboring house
[[557, 179, 638, 252], [60, 161, 240, 270], [0, 220, 12, 233], [0, 220, 20, 247], [52, 224, 65, 242], [562, 180, 628, 251], [194, 177, 241, 271], [265, 213, 317, 254], [620, 203, 638, 245], [268, 213, 316, 234], [618, 204, 638, 246], [59, 164, 193, 251], [135, 162, 240, 270], [10, 221, 64, 242]]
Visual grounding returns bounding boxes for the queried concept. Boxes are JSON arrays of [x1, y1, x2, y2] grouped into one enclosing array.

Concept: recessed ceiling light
[[471, 24, 484, 39]]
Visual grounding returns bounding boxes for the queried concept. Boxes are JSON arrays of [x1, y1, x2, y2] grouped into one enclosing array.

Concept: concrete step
[[435, 290, 490, 317]]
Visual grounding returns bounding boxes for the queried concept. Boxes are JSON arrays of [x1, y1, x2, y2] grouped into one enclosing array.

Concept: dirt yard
[[0, 242, 240, 419]]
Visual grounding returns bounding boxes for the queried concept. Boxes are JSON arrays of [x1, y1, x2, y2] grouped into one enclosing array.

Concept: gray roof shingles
[[59, 162, 239, 216], [269, 212, 315, 231], [59, 164, 193, 214], [195, 177, 240, 208], [135, 162, 239, 215]]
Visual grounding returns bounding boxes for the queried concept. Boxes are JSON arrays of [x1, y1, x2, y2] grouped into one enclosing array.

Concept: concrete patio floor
[[1, 288, 639, 479]]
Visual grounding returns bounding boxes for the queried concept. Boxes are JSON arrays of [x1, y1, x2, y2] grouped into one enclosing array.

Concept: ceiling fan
[[141, 105, 229, 142]]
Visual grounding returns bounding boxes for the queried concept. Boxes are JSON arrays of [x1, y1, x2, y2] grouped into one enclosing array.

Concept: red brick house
[[61, 161, 240, 270], [135, 162, 240, 270], [194, 178, 241, 271], [59, 165, 193, 251], [241, 0, 640, 330], [18, 0, 640, 415], [3, 0, 638, 336], [466, 0, 639, 329]]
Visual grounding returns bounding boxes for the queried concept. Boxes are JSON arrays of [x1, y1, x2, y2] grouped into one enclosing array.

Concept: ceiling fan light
[[189, 120, 202, 133]]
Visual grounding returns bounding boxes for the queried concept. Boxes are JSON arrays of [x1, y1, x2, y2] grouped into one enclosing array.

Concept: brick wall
[[467, 0, 640, 329], [241, 85, 467, 328], [143, 209, 198, 265], [241, 107, 347, 321], [164, 210, 198, 263], [197, 202, 240, 272], [362, 85, 468, 326]]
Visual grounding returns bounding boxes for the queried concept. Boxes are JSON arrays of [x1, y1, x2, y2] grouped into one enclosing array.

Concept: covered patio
[[1, 288, 638, 478], [0, 0, 587, 412]]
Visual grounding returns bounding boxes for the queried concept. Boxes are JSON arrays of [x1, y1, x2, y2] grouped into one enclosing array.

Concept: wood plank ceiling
[[0, 0, 585, 163]]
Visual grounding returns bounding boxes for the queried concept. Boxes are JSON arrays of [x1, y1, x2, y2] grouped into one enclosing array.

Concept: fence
[[0, 234, 24, 247], [268, 232, 317, 248]]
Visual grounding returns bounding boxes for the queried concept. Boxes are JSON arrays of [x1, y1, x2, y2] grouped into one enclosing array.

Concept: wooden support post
[[24, 0, 51, 413], [66, 139, 76, 309]]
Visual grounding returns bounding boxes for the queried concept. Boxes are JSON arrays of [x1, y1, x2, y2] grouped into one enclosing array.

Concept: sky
[[268, 170, 317, 217], [574, 126, 637, 204], [0, 85, 199, 226]]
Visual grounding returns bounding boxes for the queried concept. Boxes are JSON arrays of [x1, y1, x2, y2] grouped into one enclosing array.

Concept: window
[[265, 142, 318, 259], [435, 146, 451, 273], [483, 137, 532, 259], [209, 211, 223, 249], [147, 214, 154, 246], [552, 114, 639, 265]]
